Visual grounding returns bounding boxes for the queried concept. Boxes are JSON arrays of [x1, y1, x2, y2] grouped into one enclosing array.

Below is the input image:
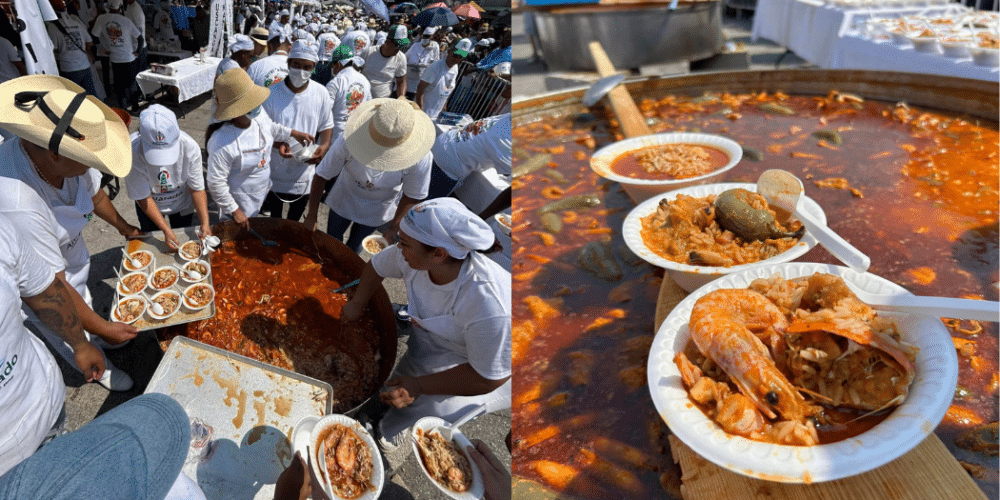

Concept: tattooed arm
[[55, 271, 138, 346], [22, 278, 106, 382]]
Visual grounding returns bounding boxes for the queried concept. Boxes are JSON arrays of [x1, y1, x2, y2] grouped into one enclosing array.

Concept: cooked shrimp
[[689, 289, 815, 422]]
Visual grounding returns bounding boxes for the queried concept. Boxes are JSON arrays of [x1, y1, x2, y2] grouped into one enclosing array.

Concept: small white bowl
[[647, 262, 958, 483], [590, 133, 743, 204], [361, 235, 389, 255], [622, 182, 825, 292], [411, 417, 485, 500], [493, 213, 512, 236], [178, 240, 203, 261], [147, 290, 182, 320], [908, 35, 941, 53], [971, 46, 1000, 67], [182, 283, 215, 311], [940, 38, 973, 58], [123, 249, 154, 273], [116, 271, 149, 296], [890, 30, 921, 45], [180, 260, 211, 284], [112, 296, 147, 324], [148, 266, 180, 292], [309, 414, 384, 500]]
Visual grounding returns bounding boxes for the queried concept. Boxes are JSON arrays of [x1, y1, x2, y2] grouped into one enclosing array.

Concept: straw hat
[[0, 75, 131, 177], [213, 68, 270, 121], [344, 98, 434, 172]]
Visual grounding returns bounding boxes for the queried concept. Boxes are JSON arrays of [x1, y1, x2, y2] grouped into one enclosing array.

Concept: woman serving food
[[341, 198, 511, 447]]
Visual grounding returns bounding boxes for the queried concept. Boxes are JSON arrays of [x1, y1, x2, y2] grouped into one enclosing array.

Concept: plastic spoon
[[121, 247, 142, 269], [434, 404, 487, 442], [177, 265, 202, 281], [150, 299, 164, 316], [844, 281, 999, 322], [315, 442, 335, 498], [756, 169, 871, 273]]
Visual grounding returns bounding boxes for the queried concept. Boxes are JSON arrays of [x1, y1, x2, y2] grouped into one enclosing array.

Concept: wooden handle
[[588, 41, 653, 139]]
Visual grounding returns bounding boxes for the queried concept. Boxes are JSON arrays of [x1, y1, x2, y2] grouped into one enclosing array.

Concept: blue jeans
[[326, 209, 378, 253], [0, 393, 188, 500], [60, 67, 97, 97]]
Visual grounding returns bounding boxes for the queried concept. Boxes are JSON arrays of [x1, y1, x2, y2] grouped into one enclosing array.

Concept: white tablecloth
[[830, 34, 1000, 81], [752, 0, 955, 66], [136, 56, 222, 103]]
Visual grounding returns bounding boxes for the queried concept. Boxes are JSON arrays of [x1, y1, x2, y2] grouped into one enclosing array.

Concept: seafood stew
[[640, 191, 803, 267], [180, 240, 202, 260], [151, 267, 179, 289], [611, 143, 729, 180], [150, 291, 181, 317], [184, 261, 209, 278], [119, 273, 148, 295], [415, 429, 474, 492], [184, 284, 214, 308], [512, 87, 997, 497], [317, 423, 375, 499], [363, 239, 385, 254], [124, 250, 153, 271], [115, 297, 146, 323], [676, 273, 915, 446]]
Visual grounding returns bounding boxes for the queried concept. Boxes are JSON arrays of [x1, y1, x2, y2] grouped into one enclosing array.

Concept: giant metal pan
[[211, 218, 398, 416]]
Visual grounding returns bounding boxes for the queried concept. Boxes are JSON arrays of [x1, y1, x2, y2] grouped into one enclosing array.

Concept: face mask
[[246, 105, 262, 119], [287, 68, 311, 87], [421, 39, 430, 47]]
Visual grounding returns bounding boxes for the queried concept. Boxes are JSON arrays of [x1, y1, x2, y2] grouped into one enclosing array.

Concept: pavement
[[60, 81, 509, 499]]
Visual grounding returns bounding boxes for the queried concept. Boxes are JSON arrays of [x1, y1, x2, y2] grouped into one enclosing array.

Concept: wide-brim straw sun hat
[[0, 75, 131, 177], [214, 68, 270, 121], [344, 97, 435, 172]]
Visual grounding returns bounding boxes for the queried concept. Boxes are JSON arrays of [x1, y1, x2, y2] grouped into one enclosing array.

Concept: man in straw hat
[[340, 197, 510, 450], [247, 26, 291, 88], [206, 68, 314, 229], [359, 24, 410, 99], [415, 38, 472, 121], [249, 26, 270, 62], [303, 97, 433, 253], [0, 75, 144, 392], [260, 40, 333, 221], [324, 43, 370, 140]]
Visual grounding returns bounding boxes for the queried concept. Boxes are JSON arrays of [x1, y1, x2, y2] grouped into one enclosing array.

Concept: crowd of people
[[0, 1, 513, 499]]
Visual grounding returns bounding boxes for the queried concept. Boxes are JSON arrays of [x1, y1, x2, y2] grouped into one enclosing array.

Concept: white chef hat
[[228, 34, 254, 53], [288, 39, 318, 62], [279, 8, 289, 16], [399, 198, 495, 259], [268, 25, 291, 43]]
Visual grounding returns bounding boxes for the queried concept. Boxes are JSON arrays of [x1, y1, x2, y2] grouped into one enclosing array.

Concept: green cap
[[331, 43, 355, 63], [389, 24, 410, 46]]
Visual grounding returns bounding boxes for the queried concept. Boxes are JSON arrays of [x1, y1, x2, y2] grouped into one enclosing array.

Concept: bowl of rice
[[590, 133, 743, 204], [622, 182, 825, 292]]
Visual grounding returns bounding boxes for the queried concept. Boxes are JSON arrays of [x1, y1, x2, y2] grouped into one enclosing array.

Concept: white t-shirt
[[126, 131, 204, 215], [0, 38, 21, 85], [0, 138, 100, 302], [325, 66, 370, 139], [262, 80, 333, 195], [76, 0, 98, 29], [48, 14, 92, 73], [0, 213, 65, 477], [371, 244, 510, 380], [246, 52, 288, 88], [433, 114, 511, 181], [91, 13, 141, 63], [404, 42, 439, 90], [125, 1, 146, 38], [154, 10, 173, 39], [0, 177, 70, 276], [314, 135, 431, 226], [360, 44, 407, 98], [13, 0, 59, 75], [340, 31, 370, 56], [206, 110, 291, 217], [419, 59, 459, 121], [316, 33, 340, 62]]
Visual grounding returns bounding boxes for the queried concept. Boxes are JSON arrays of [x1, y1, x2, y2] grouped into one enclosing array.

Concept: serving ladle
[[248, 228, 279, 247], [756, 169, 871, 273]]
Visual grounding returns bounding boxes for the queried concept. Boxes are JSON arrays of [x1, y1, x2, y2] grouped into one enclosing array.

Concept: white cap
[[139, 104, 181, 166], [279, 8, 289, 16], [423, 26, 438, 36], [476, 39, 489, 46], [269, 25, 291, 43], [288, 39, 319, 62], [494, 61, 511, 76], [453, 38, 473, 56], [229, 34, 254, 52]]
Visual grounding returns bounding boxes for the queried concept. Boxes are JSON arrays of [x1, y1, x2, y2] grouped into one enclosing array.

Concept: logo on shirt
[[325, 39, 336, 53], [158, 170, 173, 192], [264, 70, 285, 88], [346, 83, 366, 114], [106, 21, 124, 46], [0, 354, 18, 386], [354, 38, 367, 52]]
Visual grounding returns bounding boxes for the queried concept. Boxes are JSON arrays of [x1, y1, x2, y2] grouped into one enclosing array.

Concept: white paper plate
[[309, 414, 384, 500], [622, 183, 825, 291], [646, 262, 958, 483], [410, 416, 485, 500]]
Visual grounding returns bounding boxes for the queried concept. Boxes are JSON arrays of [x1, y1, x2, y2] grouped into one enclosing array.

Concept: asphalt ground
[[59, 86, 510, 499]]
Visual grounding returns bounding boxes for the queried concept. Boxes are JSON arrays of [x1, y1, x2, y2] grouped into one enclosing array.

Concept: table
[[148, 50, 194, 62], [752, 0, 955, 66], [830, 33, 1000, 80], [136, 56, 221, 103]]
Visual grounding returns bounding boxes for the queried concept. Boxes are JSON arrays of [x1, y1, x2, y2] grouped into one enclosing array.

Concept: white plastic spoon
[[435, 404, 487, 442], [177, 265, 202, 281], [315, 441, 335, 498], [121, 247, 142, 269], [150, 300, 164, 316], [757, 169, 871, 273], [844, 281, 999, 322]]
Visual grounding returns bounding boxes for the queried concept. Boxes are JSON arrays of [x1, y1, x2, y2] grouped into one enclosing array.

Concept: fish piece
[[812, 129, 843, 145], [742, 145, 764, 162], [537, 194, 601, 215], [540, 213, 563, 233], [512, 153, 552, 179], [759, 103, 796, 115], [578, 241, 622, 281], [713, 188, 805, 241]]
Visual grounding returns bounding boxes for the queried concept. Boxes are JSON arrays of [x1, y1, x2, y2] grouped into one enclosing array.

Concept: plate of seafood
[[307, 414, 384, 500], [411, 416, 485, 500], [622, 183, 824, 292], [646, 262, 957, 483]]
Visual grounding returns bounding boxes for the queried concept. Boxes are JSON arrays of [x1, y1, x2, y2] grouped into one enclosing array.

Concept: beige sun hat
[[343, 97, 435, 172], [213, 68, 270, 121], [0, 75, 131, 177]]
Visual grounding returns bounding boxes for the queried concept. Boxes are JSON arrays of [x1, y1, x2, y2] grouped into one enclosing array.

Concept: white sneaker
[[97, 365, 134, 391], [377, 420, 411, 456]]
